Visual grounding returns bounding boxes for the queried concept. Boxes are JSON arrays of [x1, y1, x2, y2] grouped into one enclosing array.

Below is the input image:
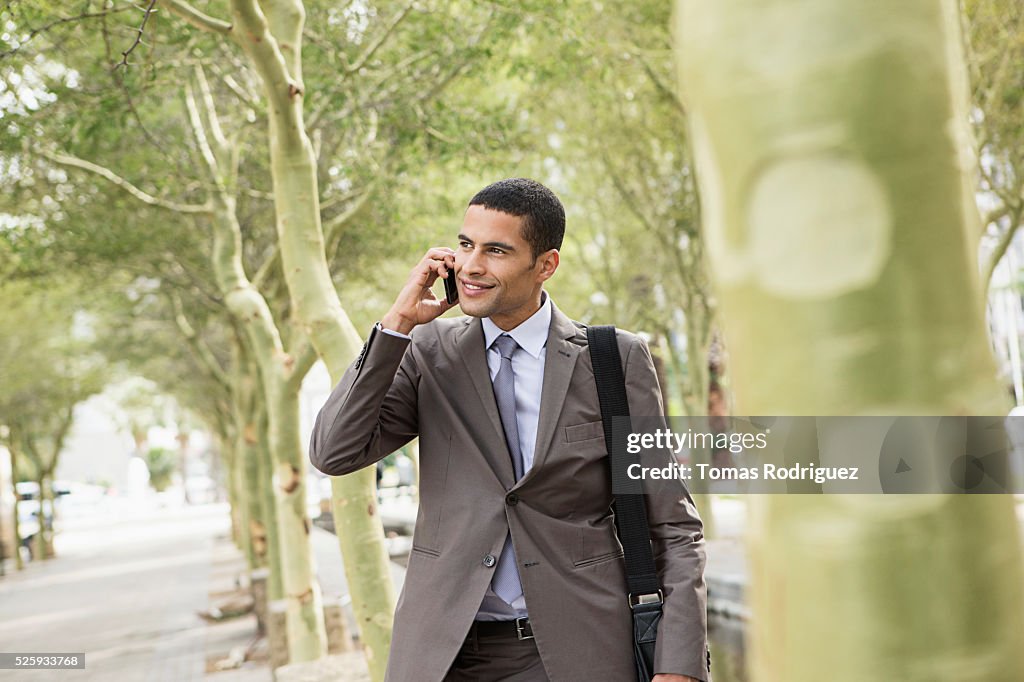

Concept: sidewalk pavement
[[0, 502, 269, 682]]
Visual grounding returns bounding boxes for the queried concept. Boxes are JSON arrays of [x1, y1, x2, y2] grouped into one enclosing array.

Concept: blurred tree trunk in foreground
[[675, 1, 1024, 680]]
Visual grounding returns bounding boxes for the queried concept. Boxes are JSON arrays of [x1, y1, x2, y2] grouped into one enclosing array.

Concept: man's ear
[[537, 249, 559, 282]]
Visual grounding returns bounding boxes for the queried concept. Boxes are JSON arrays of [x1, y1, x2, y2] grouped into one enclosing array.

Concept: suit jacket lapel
[[515, 304, 582, 488], [455, 317, 515, 488]]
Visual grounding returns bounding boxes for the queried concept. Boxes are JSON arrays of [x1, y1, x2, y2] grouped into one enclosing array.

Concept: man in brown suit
[[310, 179, 709, 681]]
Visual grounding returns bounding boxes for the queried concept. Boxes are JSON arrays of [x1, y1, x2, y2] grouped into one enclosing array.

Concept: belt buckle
[[515, 617, 534, 640]]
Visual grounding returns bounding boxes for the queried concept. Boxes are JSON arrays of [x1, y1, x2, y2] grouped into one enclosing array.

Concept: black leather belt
[[470, 617, 534, 640]]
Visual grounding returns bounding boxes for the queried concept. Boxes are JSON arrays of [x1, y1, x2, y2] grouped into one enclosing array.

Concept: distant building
[[56, 393, 137, 492]]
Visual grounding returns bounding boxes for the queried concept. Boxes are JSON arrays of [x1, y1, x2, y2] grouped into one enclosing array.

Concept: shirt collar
[[482, 291, 551, 359]]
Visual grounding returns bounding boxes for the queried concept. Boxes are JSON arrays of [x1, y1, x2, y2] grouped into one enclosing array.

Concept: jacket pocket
[[410, 545, 440, 558], [564, 419, 605, 443], [573, 549, 624, 569]]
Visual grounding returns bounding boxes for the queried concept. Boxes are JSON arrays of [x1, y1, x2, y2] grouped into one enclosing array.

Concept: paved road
[[0, 501, 235, 682]]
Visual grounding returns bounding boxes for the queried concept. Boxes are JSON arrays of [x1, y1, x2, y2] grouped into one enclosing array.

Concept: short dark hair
[[468, 178, 565, 261]]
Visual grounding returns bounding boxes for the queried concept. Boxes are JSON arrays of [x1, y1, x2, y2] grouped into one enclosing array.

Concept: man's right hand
[[380, 247, 457, 335]]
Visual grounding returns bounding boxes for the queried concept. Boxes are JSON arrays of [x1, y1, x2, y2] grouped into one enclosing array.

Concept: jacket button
[[505, 493, 519, 506], [483, 554, 497, 567]]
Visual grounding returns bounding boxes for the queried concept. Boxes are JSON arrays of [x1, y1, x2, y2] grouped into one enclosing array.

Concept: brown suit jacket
[[310, 303, 709, 682]]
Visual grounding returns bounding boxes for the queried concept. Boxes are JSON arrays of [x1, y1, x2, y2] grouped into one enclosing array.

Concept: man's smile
[[460, 279, 496, 296]]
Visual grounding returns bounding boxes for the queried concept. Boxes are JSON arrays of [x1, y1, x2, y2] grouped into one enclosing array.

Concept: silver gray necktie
[[491, 334, 524, 604]]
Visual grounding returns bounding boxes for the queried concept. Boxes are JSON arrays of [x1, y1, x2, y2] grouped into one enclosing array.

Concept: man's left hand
[[652, 676, 698, 682]]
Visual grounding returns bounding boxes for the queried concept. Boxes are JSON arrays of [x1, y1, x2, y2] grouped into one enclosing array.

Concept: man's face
[[455, 205, 558, 330]]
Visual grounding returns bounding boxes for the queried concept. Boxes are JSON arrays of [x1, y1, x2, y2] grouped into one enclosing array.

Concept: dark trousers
[[443, 622, 550, 682]]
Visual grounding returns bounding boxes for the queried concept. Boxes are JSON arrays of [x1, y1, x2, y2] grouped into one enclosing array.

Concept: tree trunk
[[43, 471, 56, 559], [649, 333, 675, 415], [683, 300, 711, 418], [227, 3, 397, 677], [327, 473, 397, 675], [258, 411, 285, 603], [675, 1, 1024, 680], [34, 474, 49, 560], [229, 439, 252, 562], [267, 376, 328, 662], [218, 435, 242, 549], [8, 447, 23, 571], [212, 232, 326, 661], [243, 416, 268, 569], [177, 430, 191, 505], [158, 1, 407, 674], [231, 351, 259, 568], [181, 70, 327, 658]]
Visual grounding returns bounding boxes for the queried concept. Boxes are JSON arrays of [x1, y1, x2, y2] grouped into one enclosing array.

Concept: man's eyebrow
[[457, 234, 517, 251]]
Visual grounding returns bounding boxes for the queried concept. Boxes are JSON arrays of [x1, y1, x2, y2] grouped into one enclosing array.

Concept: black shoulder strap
[[586, 325, 661, 599]]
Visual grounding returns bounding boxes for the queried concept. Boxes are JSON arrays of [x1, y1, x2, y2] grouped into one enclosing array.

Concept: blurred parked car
[[14, 481, 70, 559]]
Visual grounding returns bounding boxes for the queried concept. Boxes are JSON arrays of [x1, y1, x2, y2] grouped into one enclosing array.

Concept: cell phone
[[443, 266, 458, 304]]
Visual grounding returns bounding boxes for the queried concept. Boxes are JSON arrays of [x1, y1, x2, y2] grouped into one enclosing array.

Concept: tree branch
[[41, 150, 211, 214], [251, 244, 281, 291], [47, 404, 77, 474], [183, 81, 223, 186], [308, 50, 431, 131], [229, 0, 301, 110], [116, 0, 159, 69], [984, 204, 1024, 293], [194, 65, 230, 160], [984, 204, 1012, 231], [635, 53, 688, 118], [18, 431, 44, 475], [160, 0, 233, 35], [284, 335, 319, 393], [346, 0, 417, 74], [318, 186, 365, 213], [603, 153, 659, 236], [0, 5, 135, 60], [169, 291, 231, 388], [217, 70, 262, 109], [324, 184, 375, 249], [152, 255, 225, 311], [250, 183, 373, 290]]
